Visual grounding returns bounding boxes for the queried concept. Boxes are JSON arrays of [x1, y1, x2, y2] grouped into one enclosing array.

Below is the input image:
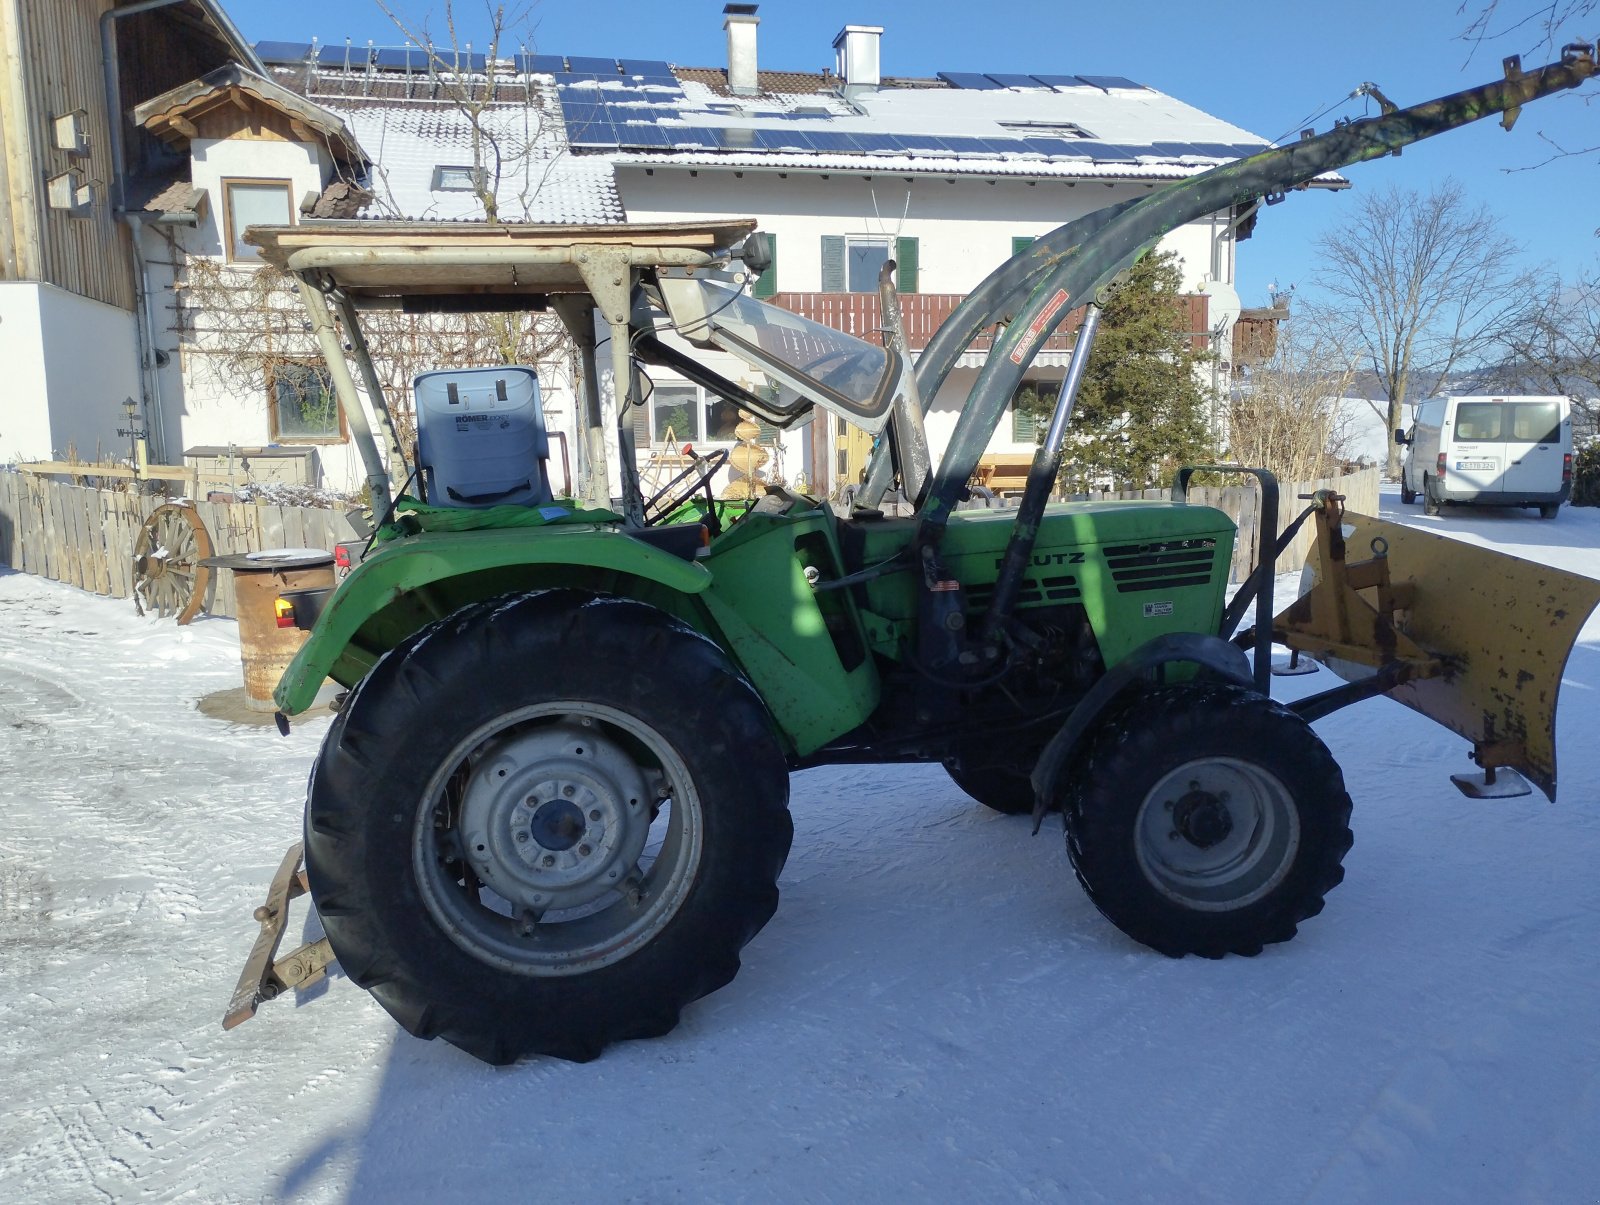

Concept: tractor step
[[222, 841, 335, 1030]]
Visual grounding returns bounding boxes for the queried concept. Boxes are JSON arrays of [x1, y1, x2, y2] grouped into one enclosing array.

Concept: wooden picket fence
[[0, 471, 363, 620], [0, 465, 1380, 612], [1085, 467, 1381, 582]]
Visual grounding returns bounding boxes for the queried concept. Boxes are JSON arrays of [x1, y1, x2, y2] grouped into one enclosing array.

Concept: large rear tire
[[1060, 685, 1352, 958], [303, 591, 793, 1064]]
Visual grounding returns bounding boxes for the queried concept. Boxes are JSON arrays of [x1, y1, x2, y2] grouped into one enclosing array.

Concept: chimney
[[832, 24, 882, 91], [724, 4, 759, 96]]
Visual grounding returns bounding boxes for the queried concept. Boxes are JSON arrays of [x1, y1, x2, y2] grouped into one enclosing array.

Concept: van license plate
[[1456, 460, 1496, 471]]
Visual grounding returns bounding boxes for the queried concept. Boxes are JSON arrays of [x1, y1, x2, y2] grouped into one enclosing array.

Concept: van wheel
[[1540, 504, 1559, 520], [1399, 477, 1416, 505], [1422, 476, 1441, 516]]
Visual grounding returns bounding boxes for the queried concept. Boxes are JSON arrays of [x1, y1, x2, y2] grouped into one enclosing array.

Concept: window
[[270, 362, 345, 442], [847, 237, 891, 293], [432, 164, 486, 192], [223, 180, 293, 262], [999, 120, 1094, 139], [1011, 381, 1058, 442], [634, 381, 744, 448], [821, 234, 920, 293]]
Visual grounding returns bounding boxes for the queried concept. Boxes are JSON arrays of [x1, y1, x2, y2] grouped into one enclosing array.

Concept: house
[[12, 0, 1340, 501], [0, 0, 258, 468]]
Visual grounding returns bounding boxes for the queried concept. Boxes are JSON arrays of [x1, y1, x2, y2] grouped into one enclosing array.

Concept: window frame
[[268, 359, 348, 444], [636, 380, 747, 449], [431, 164, 487, 192], [221, 177, 295, 264], [845, 234, 893, 294]]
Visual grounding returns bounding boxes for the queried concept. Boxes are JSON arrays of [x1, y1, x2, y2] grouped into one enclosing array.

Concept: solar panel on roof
[[516, 53, 567, 74], [567, 55, 619, 75], [752, 128, 813, 152], [985, 73, 1044, 89], [1148, 141, 1205, 158], [615, 123, 671, 148], [620, 59, 672, 77], [937, 136, 994, 157], [1230, 142, 1269, 156], [896, 134, 950, 155], [1083, 143, 1142, 162], [316, 44, 355, 65], [1187, 142, 1243, 158], [253, 41, 312, 63], [1076, 75, 1145, 90], [1030, 74, 1085, 89], [569, 125, 621, 148], [669, 127, 727, 150], [805, 131, 863, 154], [373, 47, 428, 70], [937, 71, 1002, 90], [852, 134, 904, 154]]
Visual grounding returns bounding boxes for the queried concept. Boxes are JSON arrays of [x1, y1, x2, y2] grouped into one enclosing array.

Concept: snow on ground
[[3, 488, 1599, 1202]]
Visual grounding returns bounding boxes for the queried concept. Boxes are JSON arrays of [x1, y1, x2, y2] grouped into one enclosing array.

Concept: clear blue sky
[[224, 0, 1600, 304]]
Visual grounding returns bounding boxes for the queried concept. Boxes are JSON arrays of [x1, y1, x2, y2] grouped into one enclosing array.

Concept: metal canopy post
[[551, 295, 607, 509], [295, 275, 390, 513], [328, 288, 408, 481], [575, 247, 644, 521]]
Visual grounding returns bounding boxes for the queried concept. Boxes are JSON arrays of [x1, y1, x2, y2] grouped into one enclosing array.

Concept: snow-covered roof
[[263, 68, 624, 224], [250, 46, 1342, 224]]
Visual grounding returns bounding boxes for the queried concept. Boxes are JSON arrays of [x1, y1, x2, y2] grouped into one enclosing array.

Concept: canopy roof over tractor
[[244, 218, 757, 297]]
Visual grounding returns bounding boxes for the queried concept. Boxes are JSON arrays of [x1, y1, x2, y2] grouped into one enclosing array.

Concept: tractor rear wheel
[[303, 590, 793, 1064], [1061, 685, 1352, 958]]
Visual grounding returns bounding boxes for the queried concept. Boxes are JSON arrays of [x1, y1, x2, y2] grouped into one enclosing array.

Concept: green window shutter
[[821, 235, 846, 293], [895, 236, 919, 293], [1012, 235, 1036, 257], [753, 235, 778, 298], [1012, 407, 1038, 443]]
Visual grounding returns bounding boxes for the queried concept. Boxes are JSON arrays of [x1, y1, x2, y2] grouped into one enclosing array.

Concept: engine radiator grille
[[1103, 539, 1218, 593]]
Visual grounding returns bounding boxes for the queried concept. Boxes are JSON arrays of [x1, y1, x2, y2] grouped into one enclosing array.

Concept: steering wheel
[[643, 447, 731, 531]]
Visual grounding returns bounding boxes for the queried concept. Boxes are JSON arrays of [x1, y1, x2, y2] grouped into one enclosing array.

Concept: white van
[[1397, 394, 1572, 519]]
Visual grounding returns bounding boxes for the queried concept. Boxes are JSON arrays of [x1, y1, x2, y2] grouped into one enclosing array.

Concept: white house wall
[[618, 165, 1239, 482], [0, 281, 138, 465]]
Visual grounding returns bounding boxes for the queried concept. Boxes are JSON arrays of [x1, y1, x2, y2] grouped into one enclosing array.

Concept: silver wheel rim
[[1133, 757, 1301, 912], [413, 701, 703, 976]]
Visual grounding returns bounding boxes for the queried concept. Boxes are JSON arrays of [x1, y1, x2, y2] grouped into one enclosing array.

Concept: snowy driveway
[[3, 490, 1598, 1202]]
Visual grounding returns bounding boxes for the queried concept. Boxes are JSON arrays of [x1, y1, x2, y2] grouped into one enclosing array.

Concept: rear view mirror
[[1394, 428, 1410, 445]]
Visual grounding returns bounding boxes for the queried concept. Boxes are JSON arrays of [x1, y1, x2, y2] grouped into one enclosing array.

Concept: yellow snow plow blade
[[1274, 494, 1600, 801]]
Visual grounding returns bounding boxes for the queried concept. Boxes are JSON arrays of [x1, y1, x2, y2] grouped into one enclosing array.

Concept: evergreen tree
[[1018, 251, 1215, 490]]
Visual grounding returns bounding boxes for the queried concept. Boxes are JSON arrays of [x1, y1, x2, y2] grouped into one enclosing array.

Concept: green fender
[[273, 525, 711, 715]]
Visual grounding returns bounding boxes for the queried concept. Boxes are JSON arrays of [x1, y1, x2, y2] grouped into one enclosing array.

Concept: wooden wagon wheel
[[132, 503, 213, 625]]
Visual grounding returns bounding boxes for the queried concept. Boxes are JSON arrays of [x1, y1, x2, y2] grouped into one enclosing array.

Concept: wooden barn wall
[[12, 0, 132, 309]]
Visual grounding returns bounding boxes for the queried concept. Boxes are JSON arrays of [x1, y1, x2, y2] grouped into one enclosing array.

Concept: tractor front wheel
[[1061, 685, 1352, 958], [303, 591, 793, 1064]]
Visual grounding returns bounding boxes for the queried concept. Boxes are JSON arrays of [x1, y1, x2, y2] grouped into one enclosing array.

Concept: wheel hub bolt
[[516, 832, 529, 843], [578, 844, 592, 857], [542, 854, 555, 867], [589, 809, 602, 822], [563, 785, 576, 798]]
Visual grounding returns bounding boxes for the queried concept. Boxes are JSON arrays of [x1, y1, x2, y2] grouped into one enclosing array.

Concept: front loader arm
[[918, 44, 1598, 528]]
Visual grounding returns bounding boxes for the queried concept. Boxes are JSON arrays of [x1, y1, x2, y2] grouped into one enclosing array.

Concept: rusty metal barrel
[[202, 550, 335, 711]]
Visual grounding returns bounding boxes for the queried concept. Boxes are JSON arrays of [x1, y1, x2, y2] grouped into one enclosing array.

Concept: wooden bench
[[972, 452, 1036, 498]]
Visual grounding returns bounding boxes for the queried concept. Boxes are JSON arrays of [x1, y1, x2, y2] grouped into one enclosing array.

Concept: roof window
[[999, 120, 1095, 139], [432, 165, 485, 192]]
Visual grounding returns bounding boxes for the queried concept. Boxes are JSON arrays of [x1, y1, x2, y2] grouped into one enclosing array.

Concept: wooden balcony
[[769, 292, 1211, 355]]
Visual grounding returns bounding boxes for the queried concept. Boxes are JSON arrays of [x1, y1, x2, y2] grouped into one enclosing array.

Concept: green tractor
[[227, 48, 1600, 1064]]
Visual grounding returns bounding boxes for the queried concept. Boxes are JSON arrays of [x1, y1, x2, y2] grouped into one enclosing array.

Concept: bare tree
[[1458, 1, 1599, 54], [376, 0, 554, 223], [1482, 265, 1600, 438], [1229, 320, 1363, 484], [1311, 179, 1538, 476]]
